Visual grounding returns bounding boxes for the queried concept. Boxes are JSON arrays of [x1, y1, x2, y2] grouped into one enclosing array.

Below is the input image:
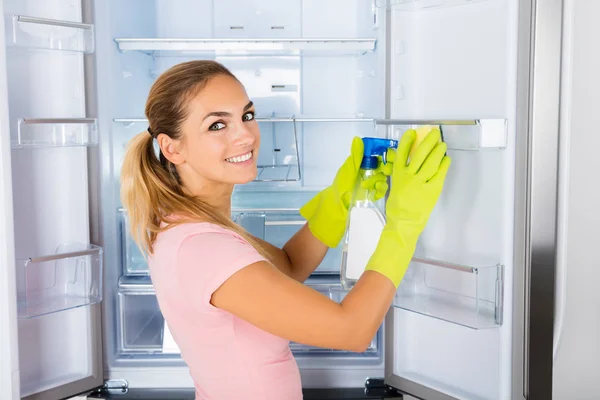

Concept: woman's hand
[[256, 138, 394, 282], [299, 137, 394, 248], [364, 128, 451, 287]]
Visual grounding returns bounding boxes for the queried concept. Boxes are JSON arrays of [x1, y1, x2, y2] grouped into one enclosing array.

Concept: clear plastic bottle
[[340, 138, 398, 290]]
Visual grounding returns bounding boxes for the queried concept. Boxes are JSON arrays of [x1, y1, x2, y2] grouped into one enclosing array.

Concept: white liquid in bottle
[[341, 204, 385, 289]]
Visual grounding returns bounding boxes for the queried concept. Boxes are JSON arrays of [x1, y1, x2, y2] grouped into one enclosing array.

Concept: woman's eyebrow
[[202, 101, 254, 121]]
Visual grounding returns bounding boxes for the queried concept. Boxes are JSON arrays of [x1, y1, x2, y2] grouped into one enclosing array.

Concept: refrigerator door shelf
[[7, 14, 95, 53], [114, 38, 377, 58], [394, 256, 504, 329], [16, 243, 103, 319], [12, 118, 99, 148], [376, 118, 507, 151], [374, 0, 491, 11]]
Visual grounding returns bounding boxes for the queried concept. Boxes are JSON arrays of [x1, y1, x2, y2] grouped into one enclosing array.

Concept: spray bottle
[[340, 137, 398, 289]]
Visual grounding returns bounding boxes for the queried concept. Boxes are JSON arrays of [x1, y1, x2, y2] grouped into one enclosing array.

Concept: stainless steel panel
[[514, 0, 563, 398]]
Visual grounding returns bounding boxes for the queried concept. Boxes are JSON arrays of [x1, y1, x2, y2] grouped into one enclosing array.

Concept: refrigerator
[[0, 0, 568, 399]]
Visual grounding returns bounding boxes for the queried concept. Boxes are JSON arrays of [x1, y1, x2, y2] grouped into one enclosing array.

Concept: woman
[[120, 60, 450, 399]]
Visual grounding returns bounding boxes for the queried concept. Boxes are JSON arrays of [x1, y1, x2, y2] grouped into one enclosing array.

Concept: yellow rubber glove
[[365, 128, 451, 287], [300, 137, 394, 248]]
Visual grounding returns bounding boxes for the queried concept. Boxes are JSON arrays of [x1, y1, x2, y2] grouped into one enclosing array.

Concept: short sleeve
[[175, 228, 267, 311]]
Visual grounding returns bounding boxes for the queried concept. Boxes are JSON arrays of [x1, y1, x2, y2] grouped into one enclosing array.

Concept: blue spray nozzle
[[361, 137, 398, 169]]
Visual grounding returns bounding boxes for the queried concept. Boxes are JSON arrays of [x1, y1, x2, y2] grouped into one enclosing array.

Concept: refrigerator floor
[[86, 387, 404, 399]]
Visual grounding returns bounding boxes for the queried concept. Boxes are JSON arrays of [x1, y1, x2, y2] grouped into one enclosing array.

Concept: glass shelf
[[394, 256, 504, 329], [231, 190, 319, 211], [113, 117, 301, 183], [255, 164, 300, 182], [375, 0, 490, 10], [8, 15, 95, 53], [114, 38, 376, 57], [232, 210, 341, 275], [375, 118, 507, 150], [114, 117, 506, 150], [16, 243, 103, 319], [113, 116, 374, 125], [12, 118, 99, 148]]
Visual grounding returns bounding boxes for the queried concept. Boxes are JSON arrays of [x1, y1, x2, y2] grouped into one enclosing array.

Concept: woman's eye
[[243, 111, 255, 122], [208, 122, 226, 131]]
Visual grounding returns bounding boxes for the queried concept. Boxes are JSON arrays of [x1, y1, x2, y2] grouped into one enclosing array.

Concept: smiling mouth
[[225, 151, 253, 163]]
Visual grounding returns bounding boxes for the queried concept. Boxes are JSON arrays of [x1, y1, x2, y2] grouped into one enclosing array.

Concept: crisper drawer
[[232, 210, 343, 275], [119, 207, 342, 276], [289, 282, 380, 358], [116, 281, 379, 360], [117, 287, 166, 355]]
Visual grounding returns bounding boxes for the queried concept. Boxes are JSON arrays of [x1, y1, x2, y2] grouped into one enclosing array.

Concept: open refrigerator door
[[382, 0, 561, 399], [0, 0, 104, 399]]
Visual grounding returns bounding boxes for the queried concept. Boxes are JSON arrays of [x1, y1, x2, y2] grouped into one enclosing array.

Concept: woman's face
[[171, 74, 260, 193]]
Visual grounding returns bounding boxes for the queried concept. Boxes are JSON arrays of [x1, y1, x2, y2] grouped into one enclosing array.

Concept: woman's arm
[[246, 224, 329, 283], [211, 260, 395, 352], [213, 128, 450, 352]]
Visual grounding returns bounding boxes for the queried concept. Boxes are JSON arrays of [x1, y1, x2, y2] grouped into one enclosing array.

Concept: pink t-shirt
[[148, 222, 303, 399]]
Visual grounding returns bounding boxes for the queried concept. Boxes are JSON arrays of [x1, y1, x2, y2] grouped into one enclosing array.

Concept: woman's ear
[[157, 133, 185, 165]]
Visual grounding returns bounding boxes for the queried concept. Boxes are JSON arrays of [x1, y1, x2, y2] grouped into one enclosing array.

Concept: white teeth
[[226, 151, 252, 163]]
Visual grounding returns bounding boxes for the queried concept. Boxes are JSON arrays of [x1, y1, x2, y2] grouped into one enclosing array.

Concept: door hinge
[[365, 377, 386, 389], [100, 379, 128, 395], [365, 377, 404, 397]]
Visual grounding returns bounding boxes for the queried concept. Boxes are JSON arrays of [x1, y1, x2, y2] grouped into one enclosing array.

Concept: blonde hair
[[120, 60, 269, 259]]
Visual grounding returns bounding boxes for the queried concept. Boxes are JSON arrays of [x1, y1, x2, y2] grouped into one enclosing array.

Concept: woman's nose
[[231, 121, 255, 146]]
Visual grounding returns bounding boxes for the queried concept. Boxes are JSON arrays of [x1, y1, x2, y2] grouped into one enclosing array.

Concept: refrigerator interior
[[96, 0, 390, 389], [2, 0, 102, 397], [98, 0, 512, 396]]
